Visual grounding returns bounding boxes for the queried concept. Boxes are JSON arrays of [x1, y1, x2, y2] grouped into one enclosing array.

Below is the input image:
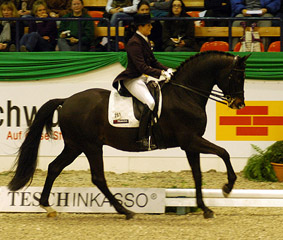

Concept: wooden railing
[[194, 27, 281, 37], [84, 0, 108, 7], [95, 26, 281, 37], [84, 0, 204, 8], [95, 26, 125, 37]]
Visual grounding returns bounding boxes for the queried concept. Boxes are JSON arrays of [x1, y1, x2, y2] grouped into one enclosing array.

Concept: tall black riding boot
[[137, 105, 156, 150]]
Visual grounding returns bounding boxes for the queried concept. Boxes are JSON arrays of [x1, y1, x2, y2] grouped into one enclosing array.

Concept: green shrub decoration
[[264, 141, 283, 163], [243, 143, 281, 182]]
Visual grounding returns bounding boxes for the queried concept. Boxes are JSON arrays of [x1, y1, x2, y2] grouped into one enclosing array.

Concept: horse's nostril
[[238, 103, 245, 109]]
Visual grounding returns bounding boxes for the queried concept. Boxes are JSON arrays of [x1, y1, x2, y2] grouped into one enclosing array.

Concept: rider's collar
[[136, 30, 149, 43]]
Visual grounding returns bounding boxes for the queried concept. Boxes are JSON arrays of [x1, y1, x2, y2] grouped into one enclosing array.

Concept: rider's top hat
[[134, 14, 152, 26]]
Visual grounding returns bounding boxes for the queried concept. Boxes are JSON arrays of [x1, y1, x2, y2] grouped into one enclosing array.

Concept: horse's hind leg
[[39, 145, 81, 217], [85, 145, 135, 220], [186, 151, 214, 219]]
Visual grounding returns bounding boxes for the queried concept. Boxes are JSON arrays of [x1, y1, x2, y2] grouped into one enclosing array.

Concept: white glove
[[167, 68, 174, 76], [162, 70, 172, 83]]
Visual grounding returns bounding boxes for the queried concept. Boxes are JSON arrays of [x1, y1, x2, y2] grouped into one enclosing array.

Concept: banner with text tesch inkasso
[[0, 187, 165, 213]]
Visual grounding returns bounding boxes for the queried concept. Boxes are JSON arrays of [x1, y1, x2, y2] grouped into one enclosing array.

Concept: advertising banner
[[0, 65, 120, 157], [216, 101, 283, 141], [0, 187, 165, 213]]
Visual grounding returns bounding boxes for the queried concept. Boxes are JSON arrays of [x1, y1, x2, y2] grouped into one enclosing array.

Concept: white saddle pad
[[108, 89, 162, 128]]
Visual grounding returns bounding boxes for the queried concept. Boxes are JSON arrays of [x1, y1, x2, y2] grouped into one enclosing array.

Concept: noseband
[[220, 55, 245, 106], [170, 55, 245, 106]]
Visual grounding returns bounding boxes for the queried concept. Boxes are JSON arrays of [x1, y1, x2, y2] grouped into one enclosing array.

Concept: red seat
[[200, 41, 229, 52], [88, 11, 104, 26], [234, 42, 265, 52], [267, 41, 281, 52]]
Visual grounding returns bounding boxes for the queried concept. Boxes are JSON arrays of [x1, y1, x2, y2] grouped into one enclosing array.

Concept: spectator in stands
[[12, 0, 35, 27], [105, 0, 139, 26], [272, 0, 283, 26], [16, 0, 70, 21], [202, 0, 231, 43], [149, 0, 171, 17], [124, 0, 163, 51], [42, 1, 70, 28], [45, 0, 70, 17], [19, 0, 57, 51], [0, 1, 24, 51], [231, 0, 281, 51], [14, 0, 33, 18], [162, 0, 198, 52], [58, 0, 94, 51], [204, 0, 231, 27]]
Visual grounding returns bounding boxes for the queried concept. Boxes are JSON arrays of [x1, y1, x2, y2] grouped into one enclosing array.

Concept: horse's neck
[[176, 62, 215, 90], [173, 66, 215, 104]]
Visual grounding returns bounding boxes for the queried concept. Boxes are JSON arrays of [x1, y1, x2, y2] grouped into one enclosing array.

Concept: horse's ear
[[241, 53, 252, 63]]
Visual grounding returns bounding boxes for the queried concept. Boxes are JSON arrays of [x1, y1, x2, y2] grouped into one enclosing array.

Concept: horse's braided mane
[[175, 51, 235, 73]]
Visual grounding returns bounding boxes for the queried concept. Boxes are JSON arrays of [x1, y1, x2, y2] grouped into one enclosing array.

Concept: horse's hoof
[[125, 211, 135, 220], [203, 210, 215, 219], [222, 184, 231, 198], [40, 205, 57, 218], [47, 211, 57, 218]]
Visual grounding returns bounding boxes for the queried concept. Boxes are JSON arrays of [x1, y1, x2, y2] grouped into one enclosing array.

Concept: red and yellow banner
[[216, 101, 283, 141]]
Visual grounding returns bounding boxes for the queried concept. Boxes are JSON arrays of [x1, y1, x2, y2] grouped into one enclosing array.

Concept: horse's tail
[[8, 98, 65, 191]]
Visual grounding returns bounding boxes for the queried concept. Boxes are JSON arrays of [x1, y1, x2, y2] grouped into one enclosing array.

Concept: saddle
[[109, 80, 165, 149]]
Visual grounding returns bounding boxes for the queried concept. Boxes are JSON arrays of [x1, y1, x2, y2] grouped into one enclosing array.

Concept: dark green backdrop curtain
[[1, 52, 283, 81]]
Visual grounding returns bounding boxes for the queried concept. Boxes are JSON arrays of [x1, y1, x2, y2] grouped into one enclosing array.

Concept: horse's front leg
[[188, 137, 237, 197], [219, 149, 237, 197], [186, 151, 214, 218]]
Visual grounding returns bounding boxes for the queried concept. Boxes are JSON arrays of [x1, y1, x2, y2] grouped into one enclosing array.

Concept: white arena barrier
[[165, 189, 283, 207]]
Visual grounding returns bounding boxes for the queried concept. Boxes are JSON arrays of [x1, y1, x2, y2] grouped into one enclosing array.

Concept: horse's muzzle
[[228, 97, 245, 109]]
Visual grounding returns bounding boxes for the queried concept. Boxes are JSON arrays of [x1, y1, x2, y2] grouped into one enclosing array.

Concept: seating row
[[88, 11, 281, 38], [200, 40, 281, 52], [199, 41, 278, 52], [83, 0, 204, 9], [95, 26, 281, 38]]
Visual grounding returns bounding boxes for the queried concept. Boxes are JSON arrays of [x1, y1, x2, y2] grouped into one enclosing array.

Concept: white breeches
[[123, 76, 155, 111]]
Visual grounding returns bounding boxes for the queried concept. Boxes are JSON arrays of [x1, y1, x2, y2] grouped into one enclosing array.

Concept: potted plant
[[243, 141, 283, 182], [265, 141, 283, 182]]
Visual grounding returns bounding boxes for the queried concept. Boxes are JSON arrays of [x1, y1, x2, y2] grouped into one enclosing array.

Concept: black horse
[[8, 51, 250, 219]]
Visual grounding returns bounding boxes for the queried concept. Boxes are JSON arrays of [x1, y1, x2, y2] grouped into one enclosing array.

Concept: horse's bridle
[[169, 56, 245, 106]]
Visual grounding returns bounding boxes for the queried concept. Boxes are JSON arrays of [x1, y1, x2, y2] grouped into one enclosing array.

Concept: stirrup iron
[[148, 135, 152, 151]]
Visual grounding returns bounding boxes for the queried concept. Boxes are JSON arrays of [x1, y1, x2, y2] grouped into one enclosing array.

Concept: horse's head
[[169, 51, 250, 109], [218, 54, 251, 109]]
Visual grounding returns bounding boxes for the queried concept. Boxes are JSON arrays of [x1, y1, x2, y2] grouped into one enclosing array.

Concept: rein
[[170, 81, 228, 105]]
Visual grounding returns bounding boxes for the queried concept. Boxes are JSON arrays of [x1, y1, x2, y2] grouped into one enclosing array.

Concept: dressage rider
[[113, 14, 173, 150]]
